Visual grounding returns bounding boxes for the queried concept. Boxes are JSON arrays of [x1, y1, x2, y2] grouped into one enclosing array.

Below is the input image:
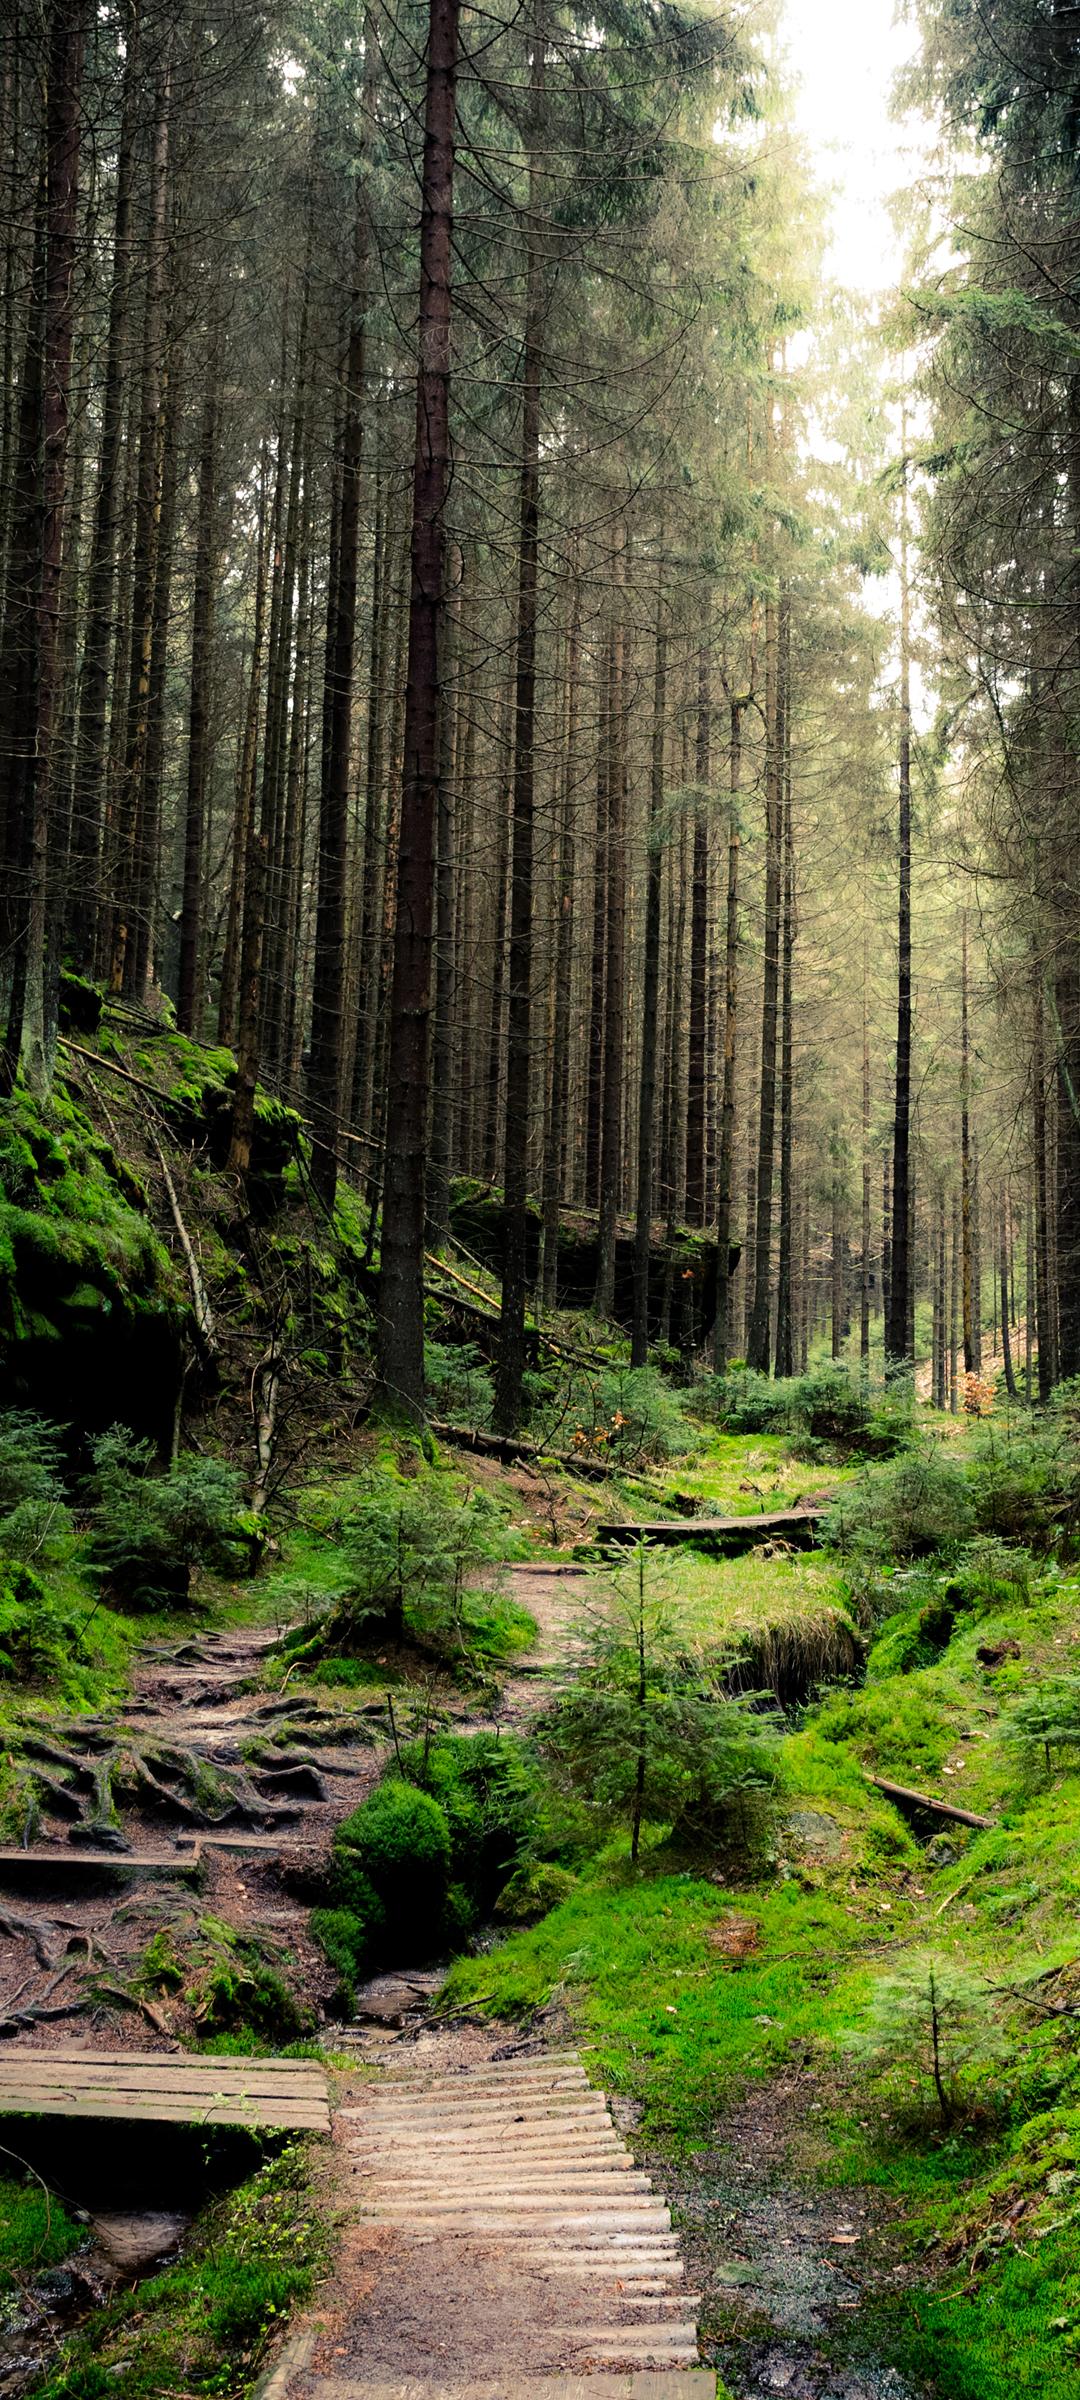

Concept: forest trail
[[287, 2039, 708, 2392]]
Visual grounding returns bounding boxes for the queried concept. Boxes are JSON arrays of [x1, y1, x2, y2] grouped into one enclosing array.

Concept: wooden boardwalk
[[0, 2047, 330, 2131], [593, 1506, 823, 1553]]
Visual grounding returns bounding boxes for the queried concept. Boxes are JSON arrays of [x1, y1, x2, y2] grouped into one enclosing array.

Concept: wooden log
[[591, 1509, 824, 1554], [867, 1774, 994, 1831]]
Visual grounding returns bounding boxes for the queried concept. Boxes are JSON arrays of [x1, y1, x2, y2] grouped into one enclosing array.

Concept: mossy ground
[[445, 1449, 1080, 2400], [28, 2142, 323, 2400]]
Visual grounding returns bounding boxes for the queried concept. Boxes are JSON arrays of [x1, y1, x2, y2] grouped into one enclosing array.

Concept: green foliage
[[397, 1730, 543, 1919], [525, 1362, 693, 1464], [310, 1902, 379, 1994], [331, 1778, 452, 1960], [700, 1364, 913, 1457], [0, 2175, 83, 2288], [32, 2141, 320, 2398], [0, 1559, 84, 1684], [823, 1442, 976, 1560], [847, 1952, 1008, 2126], [965, 1414, 1074, 1545], [0, 1409, 72, 1561], [424, 1340, 495, 1426], [539, 1547, 782, 1863], [85, 1426, 247, 1607], [180, 1917, 312, 2041], [1001, 1676, 1080, 1780], [295, 1462, 520, 1664]]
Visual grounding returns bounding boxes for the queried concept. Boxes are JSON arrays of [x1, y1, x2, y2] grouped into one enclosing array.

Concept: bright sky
[[781, 0, 927, 296]]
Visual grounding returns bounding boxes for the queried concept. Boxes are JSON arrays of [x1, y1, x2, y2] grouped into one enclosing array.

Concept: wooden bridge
[[0, 2047, 330, 2131]]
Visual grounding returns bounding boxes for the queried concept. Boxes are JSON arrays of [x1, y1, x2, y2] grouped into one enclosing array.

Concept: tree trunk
[[177, 327, 220, 1033], [961, 909, 975, 1377], [309, 40, 375, 1208], [685, 641, 710, 1227], [495, 7, 545, 1431], [376, 0, 461, 1416], [594, 558, 626, 1319], [885, 438, 912, 1366], [632, 571, 666, 1368], [774, 665, 795, 1378], [541, 557, 580, 1307], [713, 687, 743, 1373], [3, 0, 85, 1092], [746, 580, 784, 1371], [68, 0, 138, 973]]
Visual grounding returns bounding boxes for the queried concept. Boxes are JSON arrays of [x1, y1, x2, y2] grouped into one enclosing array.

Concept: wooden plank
[[38, 2047, 322, 2072], [592, 1510, 822, 1553], [0, 2092, 329, 2126], [0, 2065, 327, 2096], [0, 2047, 330, 2131], [0, 1846, 201, 1877]]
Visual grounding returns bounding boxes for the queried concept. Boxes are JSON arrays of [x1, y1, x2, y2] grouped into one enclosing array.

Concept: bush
[[331, 1778, 452, 1960], [309, 1903, 379, 1997], [847, 1951, 1008, 2125], [316, 1470, 515, 1655], [397, 1731, 540, 1917], [0, 1408, 72, 1562], [700, 1366, 913, 1457], [85, 1426, 247, 1607], [1001, 1676, 1080, 1780], [424, 1341, 495, 1427], [525, 1363, 693, 1465], [539, 1544, 783, 1865], [967, 1417, 1069, 1544], [823, 1443, 975, 1561], [0, 1560, 78, 1684]]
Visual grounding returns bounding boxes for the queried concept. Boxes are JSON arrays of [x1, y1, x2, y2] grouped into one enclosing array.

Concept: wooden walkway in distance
[[0, 2047, 330, 2131], [593, 1506, 823, 1553]]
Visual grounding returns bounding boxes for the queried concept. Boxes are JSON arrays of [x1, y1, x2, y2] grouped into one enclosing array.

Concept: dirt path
[[290, 2036, 704, 2393], [0, 1621, 383, 2043]]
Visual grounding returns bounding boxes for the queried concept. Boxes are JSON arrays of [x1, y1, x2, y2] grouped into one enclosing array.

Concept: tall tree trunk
[[309, 34, 375, 1208], [107, 60, 170, 998], [427, 572, 460, 1247], [177, 327, 220, 1033], [860, 934, 872, 1376], [713, 686, 743, 1372], [774, 673, 795, 1377], [495, 8, 545, 1430], [685, 639, 710, 1227], [594, 557, 626, 1319], [584, 640, 610, 1212], [3, 0, 85, 1092], [961, 909, 976, 1377], [632, 570, 666, 1367], [376, 0, 460, 1415], [746, 579, 784, 1371], [68, 0, 138, 972], [885, 436, 912, 1365], [540, 557, 580, 1306], [1000, 1192, 1017, 1398]]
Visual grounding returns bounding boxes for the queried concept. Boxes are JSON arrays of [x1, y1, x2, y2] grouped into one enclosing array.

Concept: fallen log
[[431, 1419, 615, 1486], [868, 1774, 995, 1832], [591, 1507, 825, 1554]]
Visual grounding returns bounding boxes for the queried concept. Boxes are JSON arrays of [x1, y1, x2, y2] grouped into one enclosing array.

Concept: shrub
[[85, 1426, 247, 1606], [526, 1363, 693, 1465], [424, 1341, 495, 1427], [309, 1904, 378, 1995], [331, 1779, 452, 1960], [317, 1471, 514, 1654], [0, 1408, 72, 1562], [1001, 1676, 1080, 1780], [823, 1443, 975, 1561], [539, 1544, 783, 1865], [847, 1951, 1008, 2125], [396, 1731, 542, 1916], [966, 1417, 1068, 1544], [0, 1561, 78, 1683]]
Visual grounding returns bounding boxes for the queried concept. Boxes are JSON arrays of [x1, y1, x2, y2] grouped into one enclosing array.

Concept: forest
[[0, 0, 1078, 2395]]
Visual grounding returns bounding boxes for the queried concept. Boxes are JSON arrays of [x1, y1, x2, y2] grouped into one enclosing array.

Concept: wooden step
[[0, 2047, 330, 2132], [299, 2378, 716, 2399], [0, 1844, 201, 1882]]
